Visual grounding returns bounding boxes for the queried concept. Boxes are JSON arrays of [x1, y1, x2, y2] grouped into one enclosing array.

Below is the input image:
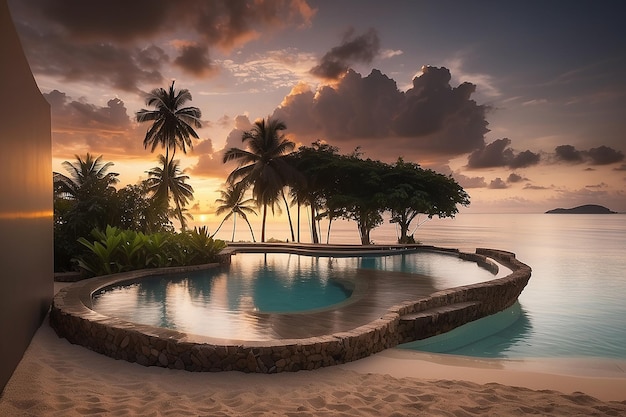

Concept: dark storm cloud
[[35, 0, 171, 41], [510, 150, 541, 168], [310, 28, 380, 80], [43, 90, 145, 157], [554, 144, 584, 163], [190, 115, 252, 178], [523, 184, 550, 190], [467, 138, 540, 169], [586, 145, 624, 165], [466, 138, 513, 168], [553, 144, 624, 165], [8, 0, 315, 90], [392, 67, 488, 154], [453, 173, 487, 189], [272, 66, 488, 161], [44, 90, 131, 128], [488, 178, 508, 189], [507, 173, 528, 183], [174, 44, 215, 76]]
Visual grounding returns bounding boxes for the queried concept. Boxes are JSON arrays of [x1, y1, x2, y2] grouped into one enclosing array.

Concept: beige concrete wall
[[0, 0, 53, 392]]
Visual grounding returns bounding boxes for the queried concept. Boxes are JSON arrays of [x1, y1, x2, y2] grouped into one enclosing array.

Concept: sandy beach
[[1, 315, 625, 417]]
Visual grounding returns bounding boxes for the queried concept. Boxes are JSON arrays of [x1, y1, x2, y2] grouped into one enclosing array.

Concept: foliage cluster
[[223, 132, 470, 245], [75, 225, 225, 276]]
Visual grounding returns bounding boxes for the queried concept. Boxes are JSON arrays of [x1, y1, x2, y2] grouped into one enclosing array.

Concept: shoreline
[[1, 319, 625, 416], [340, 348, 626, 402]]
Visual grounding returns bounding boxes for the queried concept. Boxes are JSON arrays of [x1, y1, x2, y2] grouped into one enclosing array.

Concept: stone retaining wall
[[50, 247, 531, 373]]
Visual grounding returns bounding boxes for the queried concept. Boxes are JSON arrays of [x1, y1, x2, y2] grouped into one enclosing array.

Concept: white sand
[[1, 318, 625, 417]]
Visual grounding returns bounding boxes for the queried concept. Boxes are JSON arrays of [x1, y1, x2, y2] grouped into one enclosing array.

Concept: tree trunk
[[245, 217, 256, 242], [212, 216, 227, 239], [309, 203, 319, 244], [326, 217, 333, 244], [296, 202, 301, 243], [359, 222, 371, 245], [261, 203, 268, 243], [282, 191, 295, 242]]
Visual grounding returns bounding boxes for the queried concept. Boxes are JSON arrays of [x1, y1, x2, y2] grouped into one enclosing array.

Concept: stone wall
[[50, 248, 531, 373]]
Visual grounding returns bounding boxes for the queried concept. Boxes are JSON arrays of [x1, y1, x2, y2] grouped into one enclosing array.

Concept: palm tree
[[54, 153, 119, 234], [222, 117, 296, 242], [213, 182, 257, 242], [145, 155, 194, 231], [136, 81, 202, 164]]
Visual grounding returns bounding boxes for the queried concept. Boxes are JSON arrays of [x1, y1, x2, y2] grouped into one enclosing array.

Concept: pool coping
[[49, 245, 531, 373]]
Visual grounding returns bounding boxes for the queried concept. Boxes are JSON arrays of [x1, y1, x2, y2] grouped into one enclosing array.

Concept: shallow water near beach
[[403, 213, 626, 359], [242, 213, 626, 359]]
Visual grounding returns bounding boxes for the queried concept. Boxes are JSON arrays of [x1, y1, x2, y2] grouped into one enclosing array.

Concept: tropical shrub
[[74, 225, 226, 276]]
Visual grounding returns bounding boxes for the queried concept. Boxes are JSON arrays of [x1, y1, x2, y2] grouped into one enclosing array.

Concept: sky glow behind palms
[[7, 0, 626, 224]]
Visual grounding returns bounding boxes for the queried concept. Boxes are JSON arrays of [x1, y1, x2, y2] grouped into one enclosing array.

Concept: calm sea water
[[248, 213, 626, 359]]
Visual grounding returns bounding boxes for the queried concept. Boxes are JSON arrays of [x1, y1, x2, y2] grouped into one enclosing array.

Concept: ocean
[[219, 212, 626, 359]]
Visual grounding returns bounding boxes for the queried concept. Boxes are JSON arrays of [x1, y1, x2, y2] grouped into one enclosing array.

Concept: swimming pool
[[52, 246, 530, 372], [90, 251, 501, 341]]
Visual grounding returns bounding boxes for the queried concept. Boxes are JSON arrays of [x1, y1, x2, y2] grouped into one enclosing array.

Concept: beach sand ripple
[[1, 322, 626, 416]]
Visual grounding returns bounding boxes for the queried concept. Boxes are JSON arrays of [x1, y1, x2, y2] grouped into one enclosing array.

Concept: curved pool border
[[50, 245, 531, 373]]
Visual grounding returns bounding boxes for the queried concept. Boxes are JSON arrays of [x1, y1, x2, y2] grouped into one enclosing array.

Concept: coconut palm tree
[[145, 155, 194, 231], [136, 81, 202, 163], [54, 153, 119, 234], [213, 182, 257, 242], [222, 117, 296, 242]]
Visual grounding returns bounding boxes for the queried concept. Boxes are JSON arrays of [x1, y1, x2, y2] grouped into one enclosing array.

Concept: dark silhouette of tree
[[53, 153, 119, 235], [223, 117, 296, 242], [114, 182, 173, 234], [136, 81, 201, 229], [385, 158, 470, 243], [331, 156, 387, 245], [286, 141, 340, 244], [53, 153, 119, 270], [136, 81, 202, 165], [214, 182, 257, 242], [145, 155, 194, 231]]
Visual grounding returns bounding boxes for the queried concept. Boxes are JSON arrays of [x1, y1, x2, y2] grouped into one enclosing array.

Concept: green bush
[[74, 225, 226, 276]]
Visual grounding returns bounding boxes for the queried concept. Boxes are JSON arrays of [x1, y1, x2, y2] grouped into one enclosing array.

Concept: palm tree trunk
[[281, 191, 295, 242], [261, 203, 268, 243], [309, 203, 319, 244], [175, 200, 186, 231], [326, 216, 333, 244], [211, 217, 228, 238], [296, 202, 301, 243], [231, 212, 237, 242], [244, 217, 256, 242]]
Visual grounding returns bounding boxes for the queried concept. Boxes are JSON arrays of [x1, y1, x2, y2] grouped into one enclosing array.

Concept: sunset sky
[[8, 0, 626, 229]]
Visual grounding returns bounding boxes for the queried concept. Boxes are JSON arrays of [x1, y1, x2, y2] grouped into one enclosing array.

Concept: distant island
[[545, 204, 617, 214]]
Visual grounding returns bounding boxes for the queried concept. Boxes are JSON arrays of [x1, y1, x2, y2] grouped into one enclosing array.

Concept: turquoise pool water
[[91, 251, 496, 341]]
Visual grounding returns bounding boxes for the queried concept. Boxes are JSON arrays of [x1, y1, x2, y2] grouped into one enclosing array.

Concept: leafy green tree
[[53, 153, 119, 270], [223, 118, 296, 242], [114, 182, 172, 234], [385, 159, 470, 243], [145, 155, 194, 231], [286, 141, 340, 243], [214, 182, 258, 242], [331, 156, 387, 245]]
